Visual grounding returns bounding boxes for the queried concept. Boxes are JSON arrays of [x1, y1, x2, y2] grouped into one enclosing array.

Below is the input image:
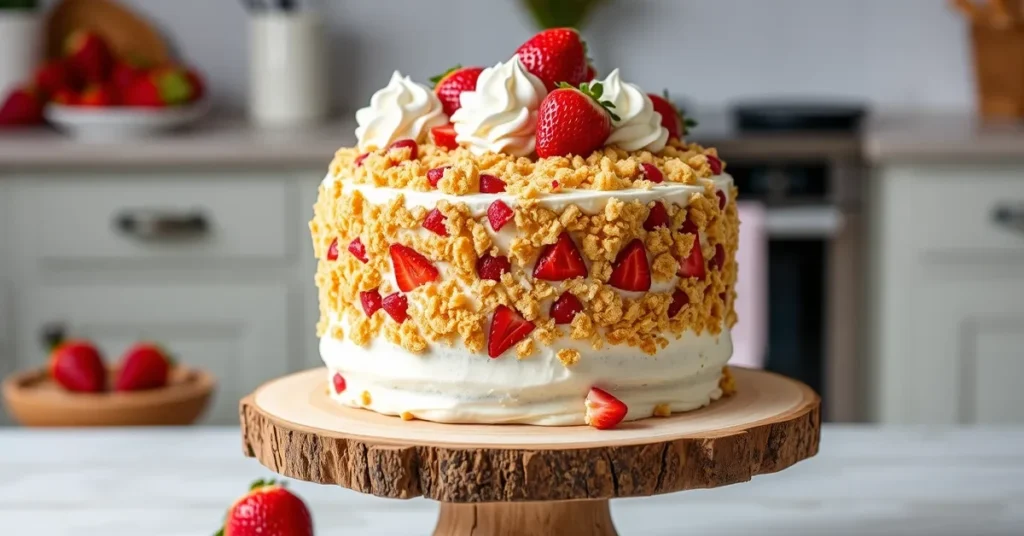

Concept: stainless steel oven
[[724, 151, 864, 422]]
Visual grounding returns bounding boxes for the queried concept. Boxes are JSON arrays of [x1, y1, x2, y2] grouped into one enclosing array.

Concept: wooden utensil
[[44, 0, 171, 65]]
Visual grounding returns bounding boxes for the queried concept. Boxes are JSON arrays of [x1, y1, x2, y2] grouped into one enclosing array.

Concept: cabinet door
[[911, 276, 1024, 424], [16, 284, 292, 424]]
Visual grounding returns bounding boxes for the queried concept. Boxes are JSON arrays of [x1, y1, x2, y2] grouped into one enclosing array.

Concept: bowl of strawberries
[[30, 30, 209, 140], [1, 337, 215, 427]]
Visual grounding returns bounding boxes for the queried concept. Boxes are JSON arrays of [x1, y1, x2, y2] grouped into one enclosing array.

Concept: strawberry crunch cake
[[310, 28, 738, 429]]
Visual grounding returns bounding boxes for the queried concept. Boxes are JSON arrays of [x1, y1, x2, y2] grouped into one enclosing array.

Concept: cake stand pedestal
[[240, 368, 820, 536]]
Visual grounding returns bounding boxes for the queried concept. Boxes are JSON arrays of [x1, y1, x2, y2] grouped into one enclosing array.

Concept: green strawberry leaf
[[429, 65, 462, 87]]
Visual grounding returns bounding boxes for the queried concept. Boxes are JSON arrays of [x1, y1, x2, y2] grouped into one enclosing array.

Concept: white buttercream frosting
[[598, 69, 669, 152], [355, 71, 448, 151], [450, 56, 548, 157]]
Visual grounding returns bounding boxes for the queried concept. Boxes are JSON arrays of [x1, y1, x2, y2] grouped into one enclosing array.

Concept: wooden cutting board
[[45, 0, 171, 65]]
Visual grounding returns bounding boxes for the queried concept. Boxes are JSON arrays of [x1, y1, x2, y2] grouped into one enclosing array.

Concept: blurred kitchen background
[[1, 0, 1023, 427]]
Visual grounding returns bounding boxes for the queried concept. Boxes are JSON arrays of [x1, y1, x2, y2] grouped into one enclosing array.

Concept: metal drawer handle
[[115, 209, 209, 240], [992, 204, 1024, 234]]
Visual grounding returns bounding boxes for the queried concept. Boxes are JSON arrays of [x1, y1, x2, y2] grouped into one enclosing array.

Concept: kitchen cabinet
[[1, 171, 324, 424], [870, 164, 1024, 424]]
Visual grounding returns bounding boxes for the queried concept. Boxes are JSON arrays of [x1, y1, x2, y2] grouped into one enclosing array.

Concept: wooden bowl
[[1, 366, 215, 427]]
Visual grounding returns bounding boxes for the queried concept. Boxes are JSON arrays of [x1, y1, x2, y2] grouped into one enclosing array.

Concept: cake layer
[[322, 324, 732, 425]]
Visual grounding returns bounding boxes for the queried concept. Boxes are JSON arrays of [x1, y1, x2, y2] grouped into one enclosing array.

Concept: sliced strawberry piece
[[387, 139, 418, 160], [707, 154, 723, 175], [643, 202, 669, 231], [716, 190, 727, 210], [423, 208, 449, 236], [354, 152, 370, 167], [382, 292, 409, 323], [487, 304, 535, 358], [326, 238, 339, 261], [476, 254, 511, 281], [348, 238, 368, 263], [608, 239, 651, 291], [360, 289, 383, 317], [668, 288, 689, 318], [640, 163, 663, 183], [710, 244, 726, 271], [390, 244, 440, 291], [332, 372, 347, 394], [427, 165, 451, 188], [479, 174, 506, 193], [585, 387, 628, 430], [550, 292, 584, 324], [487, 200, 515, 231], [533, 232, 588, 281], [431, 124, 459, 150], [677, 222, 706, 280]]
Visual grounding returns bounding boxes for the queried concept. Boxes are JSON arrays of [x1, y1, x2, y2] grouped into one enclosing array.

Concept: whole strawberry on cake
[[310, 28, 738, 429]]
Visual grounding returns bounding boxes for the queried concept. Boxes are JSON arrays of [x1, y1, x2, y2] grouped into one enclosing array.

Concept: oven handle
[[764, 206, 845, 239]]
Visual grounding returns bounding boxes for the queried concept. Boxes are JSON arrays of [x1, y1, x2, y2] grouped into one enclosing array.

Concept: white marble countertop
[[1, 425, 1022, 535], [865, 114, 1024, 162]]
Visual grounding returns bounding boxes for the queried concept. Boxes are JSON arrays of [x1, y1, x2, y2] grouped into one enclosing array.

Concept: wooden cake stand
[[240, 368, 820, 536]]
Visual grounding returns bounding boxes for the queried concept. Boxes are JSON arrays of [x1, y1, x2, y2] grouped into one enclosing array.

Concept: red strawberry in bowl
[[488, 305, 535, 358], [216, 479, 313, 536], [515, 28, 589, 91], [33, 60, 75, 99], [64, 30, 113, 83], [432, 65, 484, 116], [585, 387, 628, 430], [78, 83, 119, 107], [115, 342, 173, 391], [122, 67, 194, 107], [535, 81, 618, 158], [49, 340, 106, 393]]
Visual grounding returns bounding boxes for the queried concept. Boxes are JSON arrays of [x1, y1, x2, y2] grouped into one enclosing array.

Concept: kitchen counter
[[865, 114, 1024, 162], [1, 426, 1022, 535]]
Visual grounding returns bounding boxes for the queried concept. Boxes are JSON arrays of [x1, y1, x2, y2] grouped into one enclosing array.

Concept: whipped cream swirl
[[355, 71, 448, 151], [599, 69, 669, 152], [451, 56, 548, 157]]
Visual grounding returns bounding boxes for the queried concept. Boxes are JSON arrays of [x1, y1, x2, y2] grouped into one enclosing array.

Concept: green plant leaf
[[0, 0, 38, 9]]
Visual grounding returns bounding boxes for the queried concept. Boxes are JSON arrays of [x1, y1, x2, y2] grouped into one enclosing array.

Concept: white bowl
[[45, 100, 211, 141]]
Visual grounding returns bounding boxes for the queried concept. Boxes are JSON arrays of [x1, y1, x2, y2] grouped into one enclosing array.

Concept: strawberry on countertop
[[535, 81, 617, 158], [488, 305, 535, 358], [585, 387, 628, 430], [115, 342, 173, 391], [49, 340, 106, 393], [515, 28, 589, 91], [216, 479, 313, 536], [0, 87, 44, 127], [432, 65, 484, 116]]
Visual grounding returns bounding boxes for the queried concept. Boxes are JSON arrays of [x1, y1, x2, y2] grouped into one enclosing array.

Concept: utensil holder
[[971, 22, 1024, 119], [248, 10, 328, 127]]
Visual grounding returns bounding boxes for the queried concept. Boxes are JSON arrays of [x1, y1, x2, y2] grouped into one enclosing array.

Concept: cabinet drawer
[[898, 167, 1024, 252], [22, 178, 291, 263]]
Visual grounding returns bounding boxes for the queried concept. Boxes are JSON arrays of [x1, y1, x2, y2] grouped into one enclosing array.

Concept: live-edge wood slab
[[240, 367, 820, 504]]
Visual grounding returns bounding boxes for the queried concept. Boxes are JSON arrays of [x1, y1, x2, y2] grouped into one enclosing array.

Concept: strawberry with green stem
[[648, 90, 698, 140], [535, 81, 618, 158]]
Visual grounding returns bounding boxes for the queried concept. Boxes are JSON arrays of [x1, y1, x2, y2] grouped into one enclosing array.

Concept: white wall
[[43, 0, 973, 114]]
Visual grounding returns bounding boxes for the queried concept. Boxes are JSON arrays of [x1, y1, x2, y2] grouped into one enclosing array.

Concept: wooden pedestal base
[[240, 367, 820, 535], [434, 500, 616, 536]]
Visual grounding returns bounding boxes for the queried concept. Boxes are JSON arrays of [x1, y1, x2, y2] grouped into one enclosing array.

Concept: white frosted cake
[[310, 28, 738, 429]]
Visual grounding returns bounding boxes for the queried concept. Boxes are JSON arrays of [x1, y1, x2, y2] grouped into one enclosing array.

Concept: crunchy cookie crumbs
[[400, 411, 415, 421], [312, 143, 739, 360], [556, 348, 581, 367], [360, 390, 372, 406], [720, 366, 737, 396], [653, 403, 672, 417], [516, 338, 535, 359]]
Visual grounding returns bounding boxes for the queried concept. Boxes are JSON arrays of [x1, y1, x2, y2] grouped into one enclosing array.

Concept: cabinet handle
[[115, 209, 209, 240], [992, 204, 1024, 234], [40, 323, 66, 351]]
